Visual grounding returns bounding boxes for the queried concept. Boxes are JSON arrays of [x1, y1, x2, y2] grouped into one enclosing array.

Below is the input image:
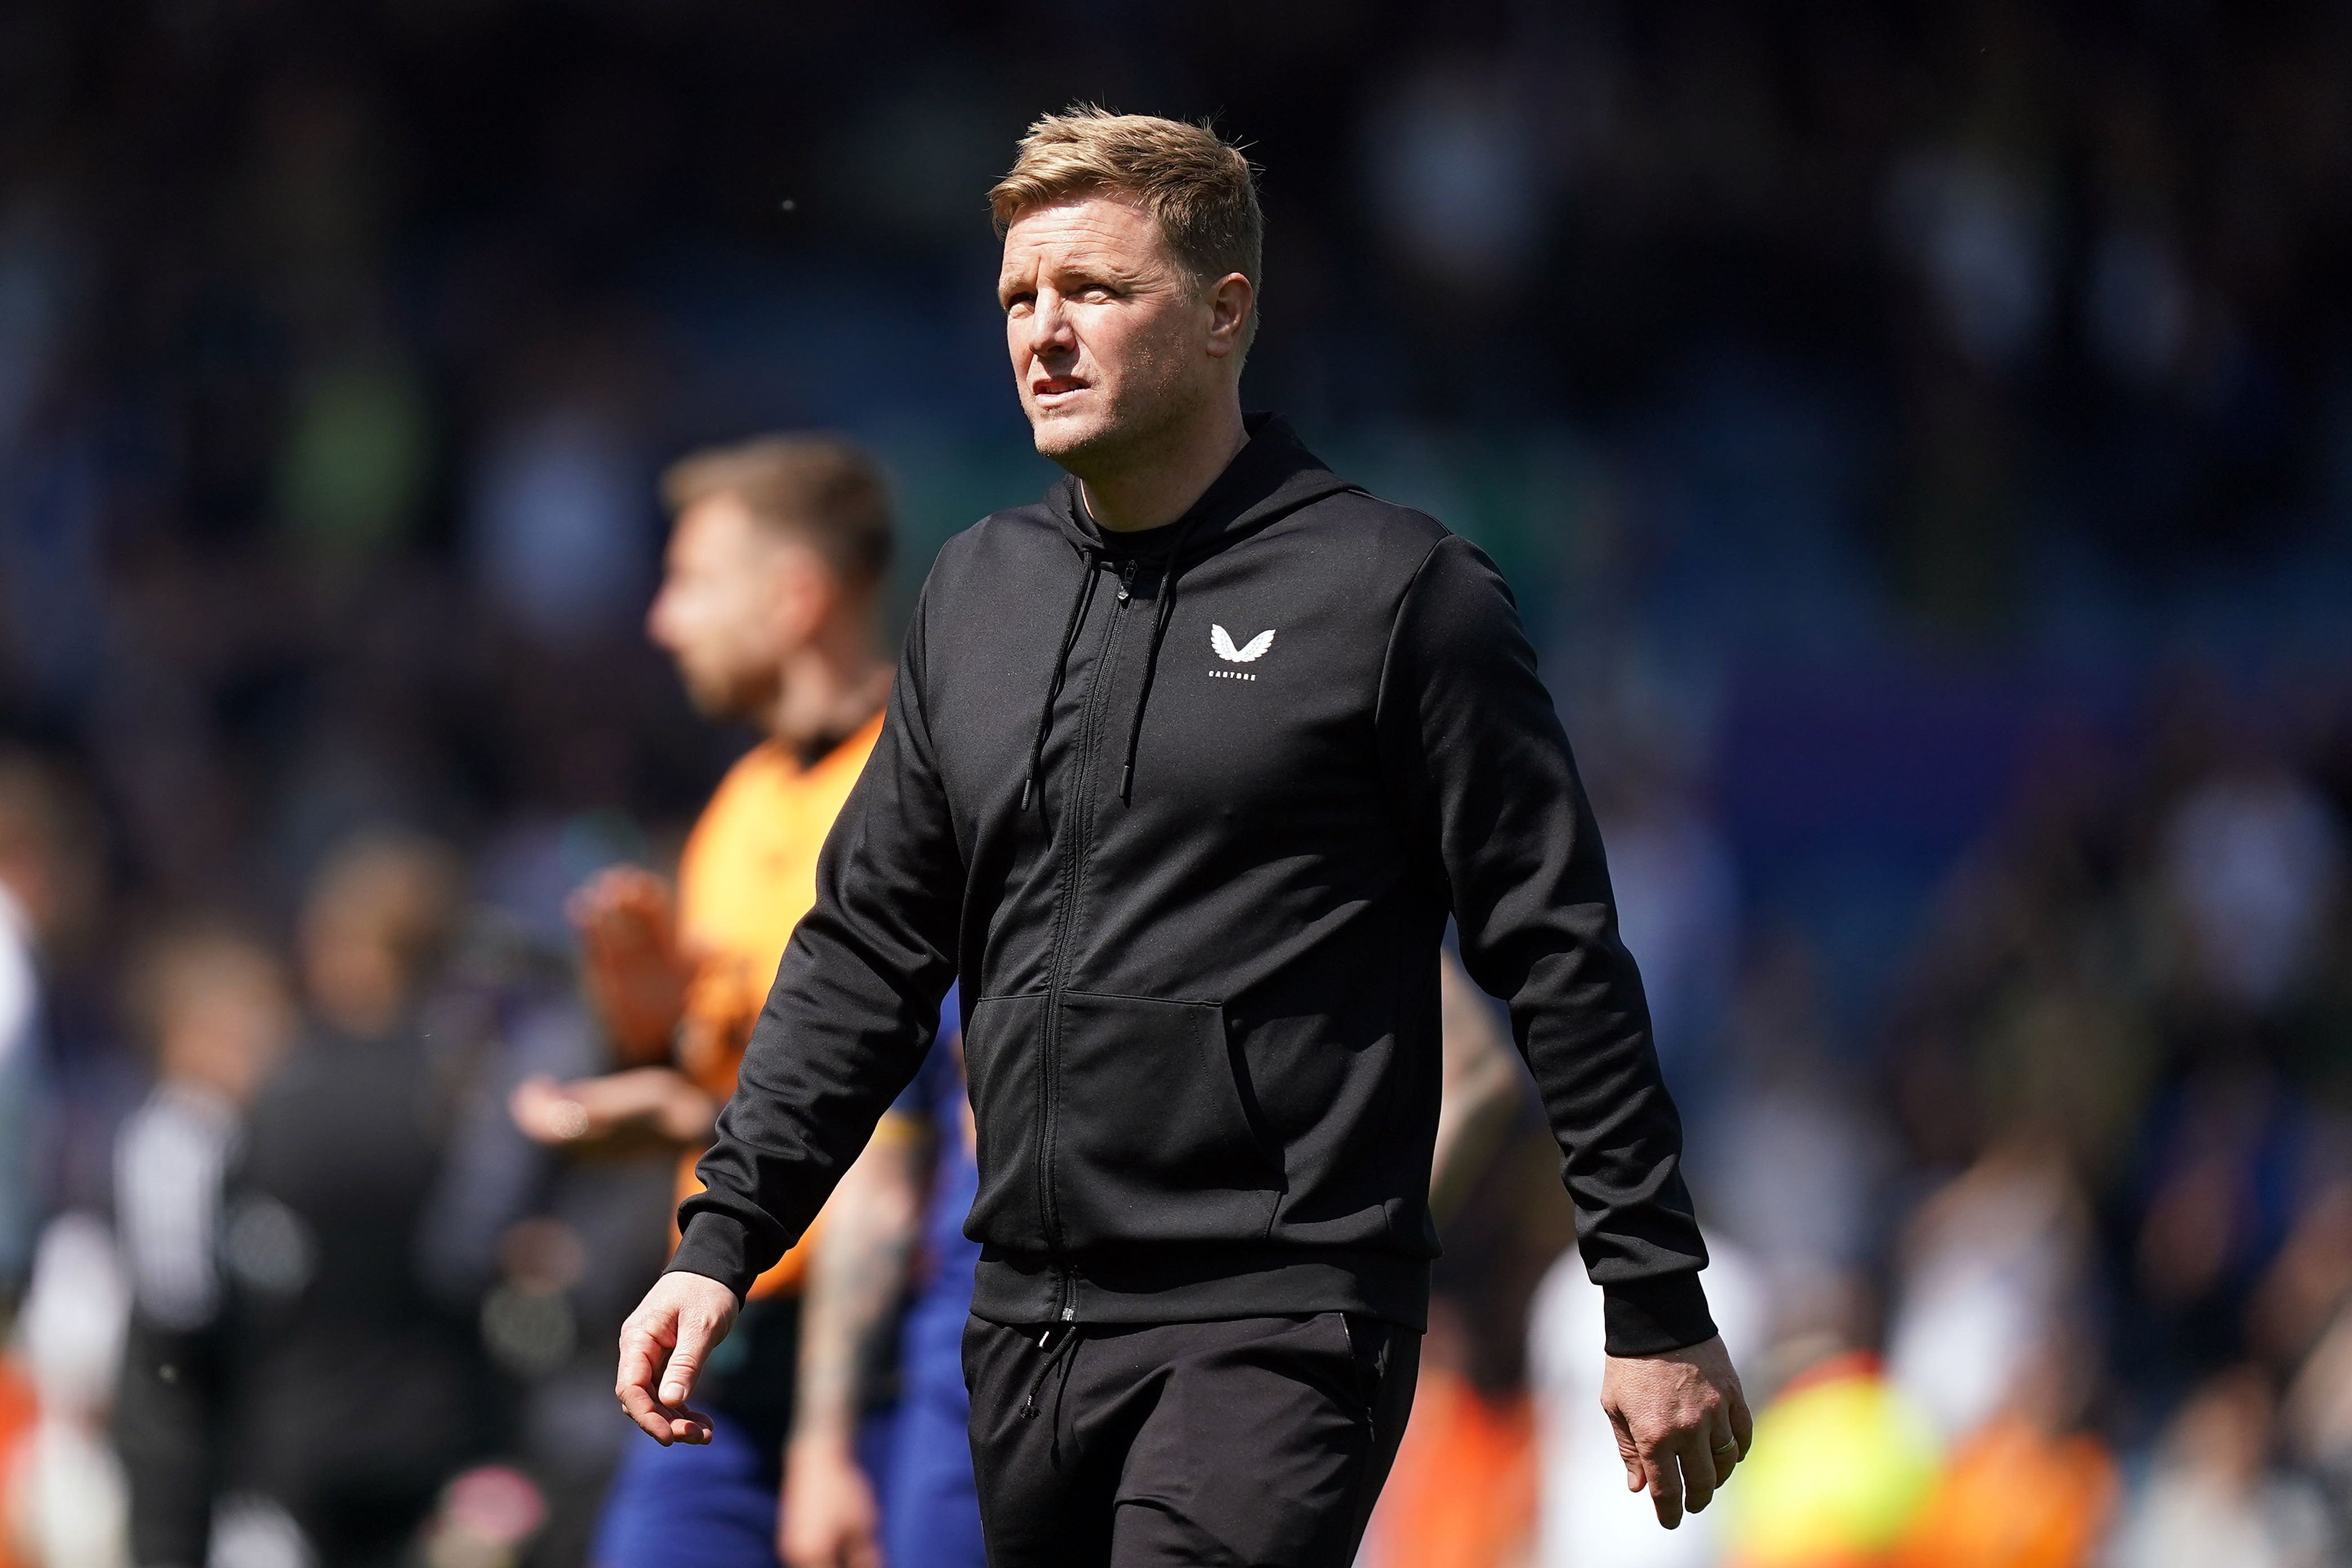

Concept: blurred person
[[109, 924, 292, 1568], [467, 324, 656, 654], [113, 927, 296, 1343], [779, 954, 1522, 1568], [7, 1213, 133, 1568], [2108, 1367, 2333, 1568], [1365, 1299, 1538, 1568], [1720, 1351, 1941, 1568], [0, 754, 103, 1297], [1885, 1142, 2091, 1445], [114, 831, 483, 1568], [1696, 935, 1891, 1357], [2159, 755, 2344, 1019], [623, 108, 1747, 1568], [1890, 1337, 2117, 1568], [505, 434, 898, 1568], [108, 925, 290, 1563], [1527, 1231, 1767, 1567]]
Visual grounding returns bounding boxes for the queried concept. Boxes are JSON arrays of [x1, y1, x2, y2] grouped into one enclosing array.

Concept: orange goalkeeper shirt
[[672, 711, 884, 1299]]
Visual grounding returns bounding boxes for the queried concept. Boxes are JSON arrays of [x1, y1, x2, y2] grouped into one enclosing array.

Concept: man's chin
[[1028, 408, 1124, 472], [679, 677, 765, 725]]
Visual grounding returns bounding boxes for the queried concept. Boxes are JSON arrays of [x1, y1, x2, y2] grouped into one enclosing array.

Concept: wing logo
[[1210, 625, 1276, 663], [1209, 624, 1275, 681]]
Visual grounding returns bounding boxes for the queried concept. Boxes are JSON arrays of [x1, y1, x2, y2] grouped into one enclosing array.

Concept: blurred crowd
[[5, 0, 2352, 1566]]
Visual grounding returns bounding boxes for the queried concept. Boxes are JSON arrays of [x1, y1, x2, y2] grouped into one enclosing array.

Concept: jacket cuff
[[664, 1214, 758, 1304], [1602, 1273, 1718, 1357]]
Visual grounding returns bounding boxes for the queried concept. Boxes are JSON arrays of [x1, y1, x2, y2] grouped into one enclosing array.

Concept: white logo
[[1209, 625, 1274, 680], [1211, 625, 1275, 662]]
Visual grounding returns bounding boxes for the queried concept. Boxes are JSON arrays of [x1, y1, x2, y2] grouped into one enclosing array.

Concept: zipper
[[1035, 553, 1141, 1324]]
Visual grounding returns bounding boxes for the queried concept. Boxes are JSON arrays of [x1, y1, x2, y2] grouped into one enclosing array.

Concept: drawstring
[[1117, 511, 1208, 803], [1020, 554, 1102, 811], [1025, 506, 1208, 812], [1017, 1324, 1084, 1464]]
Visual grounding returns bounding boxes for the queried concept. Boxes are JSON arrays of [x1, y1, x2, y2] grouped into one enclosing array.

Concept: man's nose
[[1028, 291, 1076, 357]]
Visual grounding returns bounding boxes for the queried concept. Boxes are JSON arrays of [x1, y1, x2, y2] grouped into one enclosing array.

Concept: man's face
[[647, 495, 807, 721], [999, 194, 1238, 474]]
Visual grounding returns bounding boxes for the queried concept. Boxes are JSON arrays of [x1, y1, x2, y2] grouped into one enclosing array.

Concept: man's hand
[[570, 866, 692, 1064], [781, 1435, 883, 1568], [1599, 1334, 1752, 1530], [616, 1272, 740, 1446]]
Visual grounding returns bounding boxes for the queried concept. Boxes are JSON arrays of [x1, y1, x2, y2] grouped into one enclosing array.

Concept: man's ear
[[1205, 272, 1253, 360], [766, 536, 839, 647]]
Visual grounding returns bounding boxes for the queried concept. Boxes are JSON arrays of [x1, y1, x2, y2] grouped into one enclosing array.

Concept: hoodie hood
[[1042, 412, 1358, 566], [1021, 412, 1360, 810]]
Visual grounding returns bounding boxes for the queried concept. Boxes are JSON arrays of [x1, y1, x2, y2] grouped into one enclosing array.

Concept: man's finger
[[1705, 1404, 1743, 1483], [1606, 1404, 1647, 1494], [616, 1333, 676, 1445], [1729, 1380, 1756, 1459], [661, 1308, 719, 1406], [1678, 1428, 1722, 1515], [1644, 1437, 1686, 1529]]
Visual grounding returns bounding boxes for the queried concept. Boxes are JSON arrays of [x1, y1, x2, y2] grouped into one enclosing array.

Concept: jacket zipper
[[1036, 554, 1141, 1324]]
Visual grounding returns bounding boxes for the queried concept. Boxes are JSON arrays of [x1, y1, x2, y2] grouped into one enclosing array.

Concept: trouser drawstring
[[1018, 1323, 1082, 1421], [1018, 1323, 1085, 1464]]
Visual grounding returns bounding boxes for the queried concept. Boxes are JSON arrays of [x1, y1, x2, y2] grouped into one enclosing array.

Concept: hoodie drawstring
[[1117, 510, 1208, 804], [1025, 507, 1208, 813], [1020, 554, 1102, 812]]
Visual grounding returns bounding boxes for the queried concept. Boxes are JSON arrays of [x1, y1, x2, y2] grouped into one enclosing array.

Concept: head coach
[[617, 106, 1750, 1567]]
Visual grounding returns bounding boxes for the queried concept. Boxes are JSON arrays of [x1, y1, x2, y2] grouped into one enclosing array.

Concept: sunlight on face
[[998, 194, 1221, 472]]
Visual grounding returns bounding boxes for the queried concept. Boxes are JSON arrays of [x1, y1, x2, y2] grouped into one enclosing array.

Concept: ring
[[1712, 1441, 1739, 1456]]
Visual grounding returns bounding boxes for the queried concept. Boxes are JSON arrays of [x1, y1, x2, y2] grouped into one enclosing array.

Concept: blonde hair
[[990, 106, 1262, 337]]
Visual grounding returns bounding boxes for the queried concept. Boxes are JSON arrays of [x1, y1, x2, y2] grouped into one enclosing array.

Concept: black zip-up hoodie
[[672, 414, 1716, 1356]]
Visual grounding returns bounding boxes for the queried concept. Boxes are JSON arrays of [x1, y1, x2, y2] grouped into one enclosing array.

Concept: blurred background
[[4, 1, 2352, 1565]]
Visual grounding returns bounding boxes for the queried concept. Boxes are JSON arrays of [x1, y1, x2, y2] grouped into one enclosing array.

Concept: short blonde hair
[[990, 106, 1262, 320]]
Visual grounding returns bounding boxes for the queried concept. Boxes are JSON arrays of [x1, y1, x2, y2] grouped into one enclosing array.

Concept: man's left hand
[[1598, 1334, 1752, 1530]]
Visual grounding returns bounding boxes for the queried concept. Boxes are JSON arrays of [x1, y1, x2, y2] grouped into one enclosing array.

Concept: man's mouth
[[1032, 376, 1088, 409]]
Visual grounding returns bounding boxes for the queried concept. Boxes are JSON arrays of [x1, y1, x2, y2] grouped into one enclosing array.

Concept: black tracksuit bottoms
[[963, 1311, 1422, 1567]]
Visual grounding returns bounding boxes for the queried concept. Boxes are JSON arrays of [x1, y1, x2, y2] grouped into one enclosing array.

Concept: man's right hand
[[569, 866, 692, 1064], [781, 1435, 883, 1568], [616, 1271, 740, 1446]]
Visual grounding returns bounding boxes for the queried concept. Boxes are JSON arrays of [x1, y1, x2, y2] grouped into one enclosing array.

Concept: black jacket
[[672, 415, 1714, 1356]]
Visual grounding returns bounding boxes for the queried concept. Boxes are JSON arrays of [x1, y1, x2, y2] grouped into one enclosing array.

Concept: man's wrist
[[662, 1224, 757, 1307], [787, 1422, 858, 1454], [1601, 1272, 1717, 1358]]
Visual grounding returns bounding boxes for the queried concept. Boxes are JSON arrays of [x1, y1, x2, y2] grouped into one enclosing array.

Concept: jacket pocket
[[1049, 991, 1283, 1250], [961, 993, 1048, 1250]]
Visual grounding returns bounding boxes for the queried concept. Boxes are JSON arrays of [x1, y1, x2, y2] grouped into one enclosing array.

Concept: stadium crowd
[[3, 1, 2352, 1565]]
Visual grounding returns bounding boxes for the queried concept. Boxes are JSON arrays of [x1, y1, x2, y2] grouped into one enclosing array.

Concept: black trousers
[[964, 1312, 1421, 1568]]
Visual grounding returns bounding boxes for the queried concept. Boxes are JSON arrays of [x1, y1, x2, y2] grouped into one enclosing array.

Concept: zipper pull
[[1116, 560, 1138, 604]]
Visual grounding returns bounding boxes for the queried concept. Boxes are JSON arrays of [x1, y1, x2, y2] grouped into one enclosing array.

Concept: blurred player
[[779, 954, 1524, 1568], [119, 832, 481, 1567], [508, 435, 897, 1568]]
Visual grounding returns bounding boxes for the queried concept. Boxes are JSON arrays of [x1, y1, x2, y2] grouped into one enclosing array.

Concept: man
[[620, 109, 1750, 1566], [778, 955, 1524, 1568], [119, 832, 483, 1568], [510, 436, 897, 1567]]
